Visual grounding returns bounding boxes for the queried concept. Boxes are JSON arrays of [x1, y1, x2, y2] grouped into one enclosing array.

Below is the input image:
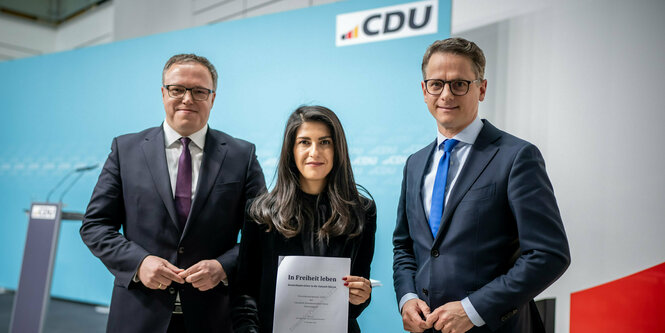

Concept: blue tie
[[428, 139, 459, 237]]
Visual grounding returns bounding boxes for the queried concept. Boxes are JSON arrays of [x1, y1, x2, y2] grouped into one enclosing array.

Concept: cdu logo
[[336, 0, 438, 47]]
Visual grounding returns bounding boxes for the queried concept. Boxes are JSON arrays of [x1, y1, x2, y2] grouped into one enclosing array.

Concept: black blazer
[[80, 125, 265, 333], [233, 198, 377, 333], [393, 120, 570, 332]]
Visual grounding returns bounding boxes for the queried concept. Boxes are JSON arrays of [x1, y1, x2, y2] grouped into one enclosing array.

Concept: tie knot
[[179, 137, 191, 147], [442, 139, 459, 153]]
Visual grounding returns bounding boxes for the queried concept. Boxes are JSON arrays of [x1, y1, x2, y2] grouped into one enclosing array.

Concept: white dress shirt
[[421, 116, 483, 217], [399, 116, 486, 327], [163, 121, 207, 200], [134, 122, 210, 312]]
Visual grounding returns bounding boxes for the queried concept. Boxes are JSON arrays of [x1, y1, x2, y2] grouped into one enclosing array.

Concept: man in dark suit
[[392, 38, 570, 333], [80, 54, 265, 333]]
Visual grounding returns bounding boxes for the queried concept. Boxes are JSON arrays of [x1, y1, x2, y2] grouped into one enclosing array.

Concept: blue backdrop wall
[[0, 0, 450, 331]]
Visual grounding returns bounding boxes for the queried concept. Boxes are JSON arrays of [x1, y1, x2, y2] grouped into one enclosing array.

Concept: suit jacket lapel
[[435, 120, 501, 241], [141, 127, 179, 229], [416, 140, 437, 242], [183, 130, 228, 237]]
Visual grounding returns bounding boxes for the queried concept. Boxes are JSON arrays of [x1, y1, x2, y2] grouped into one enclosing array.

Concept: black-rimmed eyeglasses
[[424, 79, 482, 96], [163, 85, 215, 101]]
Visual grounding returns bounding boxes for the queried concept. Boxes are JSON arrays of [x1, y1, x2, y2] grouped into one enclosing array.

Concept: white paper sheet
[[273, 256, 350, 333]]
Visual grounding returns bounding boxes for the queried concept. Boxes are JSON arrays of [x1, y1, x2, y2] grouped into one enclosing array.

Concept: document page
[[273, 255, 350, 333]]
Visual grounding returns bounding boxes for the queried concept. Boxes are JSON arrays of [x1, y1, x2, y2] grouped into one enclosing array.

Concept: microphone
[[45, 164, 99, 203], [75, 164, 99, 172]]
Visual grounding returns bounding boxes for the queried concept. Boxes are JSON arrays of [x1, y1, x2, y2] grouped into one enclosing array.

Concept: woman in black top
[[232, 105, 376, 333]]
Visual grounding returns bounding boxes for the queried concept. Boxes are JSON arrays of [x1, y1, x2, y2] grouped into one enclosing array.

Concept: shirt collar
[[436, 116, 484, 149], [163, 121, 208, 150]]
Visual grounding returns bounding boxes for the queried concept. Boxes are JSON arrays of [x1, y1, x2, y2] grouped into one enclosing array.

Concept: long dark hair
[[249, 105, 370, 240]]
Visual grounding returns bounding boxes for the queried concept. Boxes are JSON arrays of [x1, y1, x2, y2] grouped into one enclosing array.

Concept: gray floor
[[0, 289, 555, 333], [0, 289, 107, 333]]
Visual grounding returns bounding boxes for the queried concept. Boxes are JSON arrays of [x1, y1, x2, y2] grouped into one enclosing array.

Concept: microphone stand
[[45, 170, 74, 203], [58, 172, 85, 203], [45, 163, 99, 203]]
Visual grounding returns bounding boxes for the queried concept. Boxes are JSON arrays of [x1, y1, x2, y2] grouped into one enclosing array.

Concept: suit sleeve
[[468, 144, 571, 330], [79, 137, 150, 288], [216, 143, 266, 279], [349, 200, 377, 319], [232, 207, 263, 333], [392, 156, 420, 307]]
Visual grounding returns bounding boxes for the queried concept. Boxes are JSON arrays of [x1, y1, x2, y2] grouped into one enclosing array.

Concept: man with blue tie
[[80, 54, 265, 332], [392, 38, 570, 333]]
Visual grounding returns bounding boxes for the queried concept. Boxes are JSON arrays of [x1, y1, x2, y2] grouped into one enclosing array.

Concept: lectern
[[9, 203, 84, 333]]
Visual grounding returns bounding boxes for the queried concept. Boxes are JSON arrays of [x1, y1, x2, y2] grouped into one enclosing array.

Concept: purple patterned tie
[[175, 137, 192, 231]]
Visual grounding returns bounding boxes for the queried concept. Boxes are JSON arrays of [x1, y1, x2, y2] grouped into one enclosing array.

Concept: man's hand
[[401, 298, 432, 332], [425, 301, 474, 333], [137, 255, 185, 289], [178, 259, 226, 291], [343, 276, 372, 305]]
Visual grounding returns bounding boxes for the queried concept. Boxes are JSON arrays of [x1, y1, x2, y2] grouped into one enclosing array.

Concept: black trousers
[[167, 314, 186, 333]]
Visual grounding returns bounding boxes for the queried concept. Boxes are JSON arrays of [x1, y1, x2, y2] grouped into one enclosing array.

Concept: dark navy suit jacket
[[393, 120, 570, 332], [80, 125, 265, 333]]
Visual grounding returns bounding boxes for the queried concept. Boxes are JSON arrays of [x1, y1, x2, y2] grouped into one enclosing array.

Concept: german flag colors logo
[[341, 26, 359, 40]]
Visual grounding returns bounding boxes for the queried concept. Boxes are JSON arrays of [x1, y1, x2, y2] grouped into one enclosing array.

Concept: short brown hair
[[421, 37, 486, 80], [162, 54, 218, 90]]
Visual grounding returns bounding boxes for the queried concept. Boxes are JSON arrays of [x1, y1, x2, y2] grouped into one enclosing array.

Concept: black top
[[232, 192, 377, 333], [299, 191, 346, 258]]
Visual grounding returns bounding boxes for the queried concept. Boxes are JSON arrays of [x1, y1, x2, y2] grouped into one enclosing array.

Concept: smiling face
[[422, 52, 486, 137], [292, 121, 334, 194], [161, 62, 216, 136]]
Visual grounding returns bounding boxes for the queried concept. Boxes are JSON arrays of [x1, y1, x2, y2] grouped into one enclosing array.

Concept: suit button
[[422, 288, 428, 296], [431, 250, 439, 257], [178, 247, 185, 254], [168, 287, 176, 294]]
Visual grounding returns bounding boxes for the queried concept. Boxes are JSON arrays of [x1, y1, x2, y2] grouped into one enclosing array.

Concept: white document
[[273, 256, 350, 333]]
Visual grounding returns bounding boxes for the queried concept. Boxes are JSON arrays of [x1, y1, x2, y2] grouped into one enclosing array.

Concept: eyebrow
[[296, 136, 333, 140], [166, 84, 210, 89], [426, 78, 472, 81]]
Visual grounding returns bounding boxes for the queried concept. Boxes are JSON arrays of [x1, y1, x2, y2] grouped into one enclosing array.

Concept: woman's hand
[[344, 275, 372, 305]]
